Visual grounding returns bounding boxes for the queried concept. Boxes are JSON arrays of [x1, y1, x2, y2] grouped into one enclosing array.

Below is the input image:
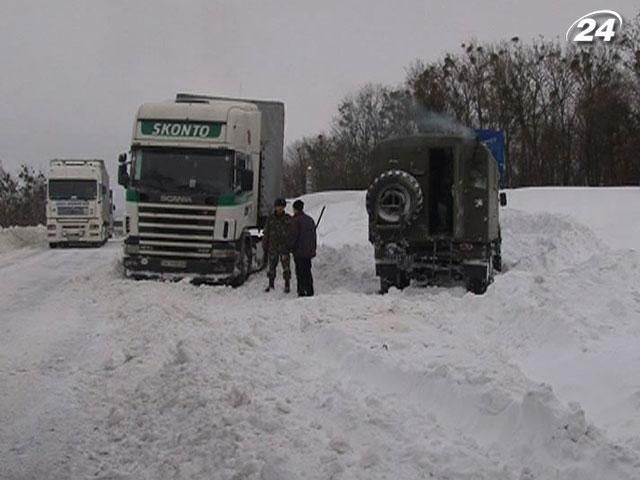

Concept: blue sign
[[475, 129, 506, 184]]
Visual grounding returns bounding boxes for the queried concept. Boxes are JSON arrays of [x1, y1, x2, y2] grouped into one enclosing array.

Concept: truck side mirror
[[241, 169, 254, 191], [117, 153, 130, 187], [499, 192, 507, 207]]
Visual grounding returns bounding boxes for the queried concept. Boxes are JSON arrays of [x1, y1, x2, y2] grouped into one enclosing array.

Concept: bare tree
[[0, 164, 47, 227]]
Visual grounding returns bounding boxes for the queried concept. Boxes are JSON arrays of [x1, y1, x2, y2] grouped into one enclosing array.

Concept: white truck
[[117, 93, 285, 285], [47, 159, 114, 247]]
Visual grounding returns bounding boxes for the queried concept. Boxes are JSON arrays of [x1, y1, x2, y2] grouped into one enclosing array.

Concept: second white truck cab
[[47, 159, 113, 247]]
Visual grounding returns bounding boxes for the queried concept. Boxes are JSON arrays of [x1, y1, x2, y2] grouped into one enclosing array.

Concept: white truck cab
[[47, 159, 113, 247], [118, 94, 284, 285]]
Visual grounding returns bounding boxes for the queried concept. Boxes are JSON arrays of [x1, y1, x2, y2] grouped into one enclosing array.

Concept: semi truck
[[47, 159, 113, 247], [117, 93, 285, 285]]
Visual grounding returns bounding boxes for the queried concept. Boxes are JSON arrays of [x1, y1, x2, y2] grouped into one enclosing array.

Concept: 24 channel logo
[[566, 10, 623, 43]]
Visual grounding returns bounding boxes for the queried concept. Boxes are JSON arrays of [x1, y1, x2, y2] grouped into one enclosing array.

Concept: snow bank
[[506, 187, 640, 250], [294, 190, 369, 247], [0, 225, 46, 255], [2, 188, 640, 479]]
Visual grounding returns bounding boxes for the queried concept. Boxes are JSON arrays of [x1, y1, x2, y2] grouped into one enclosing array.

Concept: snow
[[506, 187, 640, 250], [0, 225, 46, 255], [1, 187, 640, 479]]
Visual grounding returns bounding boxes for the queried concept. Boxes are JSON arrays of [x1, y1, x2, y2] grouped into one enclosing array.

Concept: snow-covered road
[[1, 188, 640, 479], [0, 243, 120, 479]]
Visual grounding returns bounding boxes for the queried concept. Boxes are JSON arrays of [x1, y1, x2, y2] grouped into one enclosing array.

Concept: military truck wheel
[[379, 277, 392, 294], [493, 241, 502, 272], [49, 242, 58, 249], [379, 271, 409, 294], [493, 254, 502, 272], [467, 277, 488, 295], [367, 170, 424, 225], [397, 271, 410, 289]]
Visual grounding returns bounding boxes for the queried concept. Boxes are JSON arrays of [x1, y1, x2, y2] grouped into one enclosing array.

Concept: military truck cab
[[366, 133, 504, 294]]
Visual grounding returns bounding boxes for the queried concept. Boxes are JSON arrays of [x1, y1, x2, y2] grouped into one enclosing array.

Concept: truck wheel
[[397, 271, 410, 289], [493, 254, 502, 272], [366, 170, 424, 225], [379, 271, 409, 294], [493, 241, 502, 272], [49, 242, 58, 249], [250, 236, 267, 273], [467, 277, 488, 295], [379, 277, 392, 294], [230, 237, 251, 288]]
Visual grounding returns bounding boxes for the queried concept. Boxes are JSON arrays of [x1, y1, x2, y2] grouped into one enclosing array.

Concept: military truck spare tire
[[366, 170, 424, 225]]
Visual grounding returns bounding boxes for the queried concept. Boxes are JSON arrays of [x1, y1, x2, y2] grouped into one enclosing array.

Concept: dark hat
[[293, 199, 304, 211], [274, 197, 286, 207]]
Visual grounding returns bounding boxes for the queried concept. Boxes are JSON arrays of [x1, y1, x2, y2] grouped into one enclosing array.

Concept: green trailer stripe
[[218, 192, 251, 206], [126, 190, 140, 202]]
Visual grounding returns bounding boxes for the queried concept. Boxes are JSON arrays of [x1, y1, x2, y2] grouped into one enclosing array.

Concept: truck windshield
[[133, 148, 233, 194], [49, 179, 97, 200]]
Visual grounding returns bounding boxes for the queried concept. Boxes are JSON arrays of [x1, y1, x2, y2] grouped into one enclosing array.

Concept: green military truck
[[366, 133, 506, 294]]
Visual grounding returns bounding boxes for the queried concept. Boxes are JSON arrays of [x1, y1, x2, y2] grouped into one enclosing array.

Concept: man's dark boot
[[265, 278, 275, 292], [284, 279, 290, 293]]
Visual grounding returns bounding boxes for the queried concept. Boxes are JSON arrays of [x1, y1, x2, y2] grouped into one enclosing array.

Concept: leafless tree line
[[284, 12, 640, 195], [0, 163, 47, 227]]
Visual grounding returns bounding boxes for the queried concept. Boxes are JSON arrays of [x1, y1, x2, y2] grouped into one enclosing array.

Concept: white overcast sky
[[0, 0, 638, 177]]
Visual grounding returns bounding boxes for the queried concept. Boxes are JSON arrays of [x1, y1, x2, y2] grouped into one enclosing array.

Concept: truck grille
[[58, 206, 88, 216], [137, 202, 216, 258], [55, 200, 90, 216]]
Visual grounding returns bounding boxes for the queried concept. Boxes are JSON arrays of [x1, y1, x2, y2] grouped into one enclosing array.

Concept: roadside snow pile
[[0, 225, 46, 254], [2, 188, 640, 480], [507, 187, 640, 250], [501, 209, 606, 273], [291, 190, 377, 293], [297, 190, 369, 248]]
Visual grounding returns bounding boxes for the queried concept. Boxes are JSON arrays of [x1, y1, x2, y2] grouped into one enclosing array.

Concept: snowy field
[[1, 187, 640, 479]]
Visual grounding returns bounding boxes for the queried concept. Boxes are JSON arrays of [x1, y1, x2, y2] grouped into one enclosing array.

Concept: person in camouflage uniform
[[263, 198, 292, 292]]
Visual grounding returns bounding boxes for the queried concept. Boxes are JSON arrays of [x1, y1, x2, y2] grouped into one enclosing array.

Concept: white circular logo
[[566, 10, 623, 43]]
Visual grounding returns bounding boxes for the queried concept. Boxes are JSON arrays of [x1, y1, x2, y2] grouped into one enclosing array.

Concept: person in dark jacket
[[263, 198, 292, 292], [288, 199, 317, 297]]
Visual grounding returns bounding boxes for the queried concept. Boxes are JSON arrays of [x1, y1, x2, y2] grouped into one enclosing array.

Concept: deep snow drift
[[1, 188, 639, 480], [0, 225, 45, 255]]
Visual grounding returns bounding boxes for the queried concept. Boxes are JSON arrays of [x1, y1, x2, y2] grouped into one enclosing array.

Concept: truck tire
[[230, 235, 251, 288], [379, 270, 410, 294], [467, 277, 488, 295], [366, 170, 424, 225], [379, 277, 392, 294], [464, 260, 492, 295], [493, 240, 502, 272], [493, 253, 502, 273], [250, 235, 267, 273], [397, 271, 410, 289]]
